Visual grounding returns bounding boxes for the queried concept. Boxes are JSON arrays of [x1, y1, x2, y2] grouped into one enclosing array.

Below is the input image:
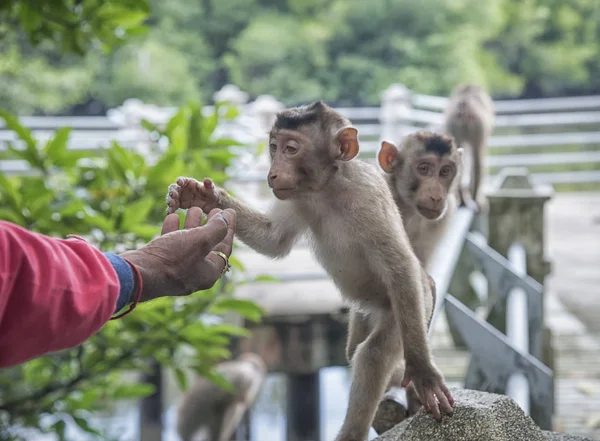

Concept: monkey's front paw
[[402, 363, 454, 421], [166, 182, 182, 214], [166, 176, 221, 214]]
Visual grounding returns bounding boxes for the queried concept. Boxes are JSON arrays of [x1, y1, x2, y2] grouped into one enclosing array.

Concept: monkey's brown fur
[[443, 84, 495, 211], [167, 101, 454, 441], [372, 132, 462, 432], [379, 132, 463, 266], [177, 353, 266, 441]]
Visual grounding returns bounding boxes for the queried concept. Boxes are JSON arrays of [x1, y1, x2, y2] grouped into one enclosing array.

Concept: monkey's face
[[411, 153, 457, 220], [267, 124, 359, 200], [267, 130, 310, 200]]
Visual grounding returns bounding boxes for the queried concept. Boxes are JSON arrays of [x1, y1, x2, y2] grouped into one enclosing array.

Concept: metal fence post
[[483, 167, 554, 428]]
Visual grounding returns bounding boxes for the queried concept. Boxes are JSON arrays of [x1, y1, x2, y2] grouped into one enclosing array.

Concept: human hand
[[167, 177, 222, 215], [120, 206, 236, 302]]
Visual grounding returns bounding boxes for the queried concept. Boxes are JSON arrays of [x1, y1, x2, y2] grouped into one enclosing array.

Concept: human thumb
[[181, 210, 230, 254]]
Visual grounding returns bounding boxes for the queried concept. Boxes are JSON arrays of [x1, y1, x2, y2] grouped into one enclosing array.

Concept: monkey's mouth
[[417, 205, 443, 220], [272, 188, 296, 200]]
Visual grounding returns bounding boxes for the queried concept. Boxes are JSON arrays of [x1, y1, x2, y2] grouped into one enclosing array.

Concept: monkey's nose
[[268, 174, 278, 185], [430, 195, 442, 203]]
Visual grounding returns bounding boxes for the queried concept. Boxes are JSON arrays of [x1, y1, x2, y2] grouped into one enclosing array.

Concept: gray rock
[[543, 431, 598, 441], [374, 388, 545, 441]]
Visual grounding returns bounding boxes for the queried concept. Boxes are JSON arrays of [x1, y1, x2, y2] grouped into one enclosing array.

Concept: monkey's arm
[[372, 235, 453, 417], [218, 191, 305, 259], [167, 177, 304, 259]]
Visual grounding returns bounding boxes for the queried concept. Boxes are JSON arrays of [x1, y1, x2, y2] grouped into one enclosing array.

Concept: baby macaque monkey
[[167, 100, 454, 441], [372, 132, 462, 432], [378, 132, 463, 266], [177, 353, 267, 441], [443, 84, 495, 212]]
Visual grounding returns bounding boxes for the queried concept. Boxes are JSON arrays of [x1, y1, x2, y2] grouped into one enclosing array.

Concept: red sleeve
[[0, 221, 120, 368]]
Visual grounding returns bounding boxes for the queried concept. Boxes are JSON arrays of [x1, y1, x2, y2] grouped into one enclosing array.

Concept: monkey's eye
[[417, 163, 430, 175], [440, 166, 451, 177], [284, 145, 298, 154]]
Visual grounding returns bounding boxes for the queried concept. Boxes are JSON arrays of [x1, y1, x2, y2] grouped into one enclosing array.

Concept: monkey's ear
[[336, 126, 360, 161], [378, 141, 399, 173]]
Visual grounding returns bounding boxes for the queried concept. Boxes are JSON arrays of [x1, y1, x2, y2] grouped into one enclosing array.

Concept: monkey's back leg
[[335, 312, 402, 441], [345, 310, 371, 363]]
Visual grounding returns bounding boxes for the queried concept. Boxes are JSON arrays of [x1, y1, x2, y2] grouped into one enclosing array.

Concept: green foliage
[[5, 0, 600, 110], [0, 103, 264, 441], [0, 0, 150, 54]]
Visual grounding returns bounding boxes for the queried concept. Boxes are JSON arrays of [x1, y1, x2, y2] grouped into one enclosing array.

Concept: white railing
[[1, 83, 599, 187]]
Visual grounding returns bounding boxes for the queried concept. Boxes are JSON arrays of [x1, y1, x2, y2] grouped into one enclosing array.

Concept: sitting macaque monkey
[[443, 84, 495, 212], [167, 100, 454, 441], [371, 132, 462, 433], [378, 132, 463, 266], [177, 353, 267, 441]]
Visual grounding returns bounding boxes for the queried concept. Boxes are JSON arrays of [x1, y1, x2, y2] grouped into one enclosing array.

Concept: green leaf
[[169, 126, 187, 155], [83, 208, 114, 231], [0, 111, 36, 151], [113, 383, 156, 399], [203, 369, 234, 393], [140, 119, 158, 133], [205, 149, 238, 164], [0, 172, 22, 212], [227, 255, 245, 271], [146, 152, 185, 187], [0, 208, 23, 224], [96, 4, 149, 28], [128, 223, 159, 240], [211, 138, 246, 148], [208, 298, 264, 322], [52, 420, 66, 441], [252, 274, 280, 283], [201, 111, 220, 145], [174, 367, 188, 390], [207, 324, 250, 337], [165, 108, 187, 138], [224, 106, 240, 120], [44, 127, 75, 168], [72, 416, 102, 436], [187, 104, 204, 152], [121, 197, 155, 230]]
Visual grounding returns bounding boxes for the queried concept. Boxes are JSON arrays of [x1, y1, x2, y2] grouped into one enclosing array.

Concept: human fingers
[[184, 206, 205, 229], [161, 213, 181, 235], [184, 210, 229, 256], [206, 209, 236, 259], [206, 207, 225, 224]]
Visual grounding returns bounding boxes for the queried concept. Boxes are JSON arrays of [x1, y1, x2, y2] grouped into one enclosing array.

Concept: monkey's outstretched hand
[[167, 177, 221, 215], [120, 206, 236, 302], [401, 362, 454, 420]]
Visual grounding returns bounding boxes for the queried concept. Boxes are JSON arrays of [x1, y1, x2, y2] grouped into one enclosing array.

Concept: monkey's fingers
[[203, 178, 214, 189], [167, 183, 181, 214], [176, 176, 199, 188], [422, 390, 441, 420], [434, 384, 454, 415]]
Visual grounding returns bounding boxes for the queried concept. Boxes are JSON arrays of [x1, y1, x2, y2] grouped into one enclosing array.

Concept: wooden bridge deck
[[231, 186, 600, 439]]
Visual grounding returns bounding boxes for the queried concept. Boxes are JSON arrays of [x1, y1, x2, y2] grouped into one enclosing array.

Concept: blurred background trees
[[2, 0, 600, 116]]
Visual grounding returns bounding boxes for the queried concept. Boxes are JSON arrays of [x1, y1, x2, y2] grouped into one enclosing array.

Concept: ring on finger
[[212, 251, 231, 278]]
